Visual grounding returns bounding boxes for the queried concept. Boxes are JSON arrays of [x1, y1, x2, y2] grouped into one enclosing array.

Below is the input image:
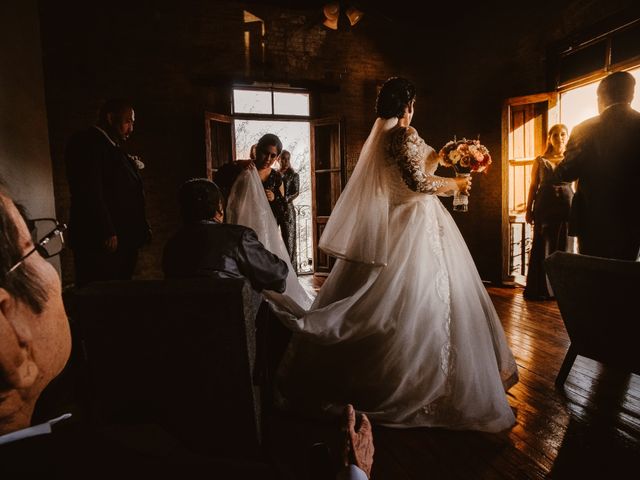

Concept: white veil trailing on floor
[[318, 117, 398, 267], [226, 169, 313, 313]]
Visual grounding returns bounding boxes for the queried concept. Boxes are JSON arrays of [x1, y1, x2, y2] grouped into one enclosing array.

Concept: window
[[233, 89, 272, 115], [232, 88, 310, 116], [555, 17, 640, 88], [273, 92, 310, 116]]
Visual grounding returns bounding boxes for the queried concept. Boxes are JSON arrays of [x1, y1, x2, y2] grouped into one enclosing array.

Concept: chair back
[[67, 277, 262, 458], [545, 252, 640, 374]]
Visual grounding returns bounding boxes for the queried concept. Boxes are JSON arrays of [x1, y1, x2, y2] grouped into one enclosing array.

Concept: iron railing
[[509, 217, 532, 277], [294, 204, 313, 274]]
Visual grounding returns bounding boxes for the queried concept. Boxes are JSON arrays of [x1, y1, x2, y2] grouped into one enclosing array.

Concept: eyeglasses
[[7, 218, 67, 274]]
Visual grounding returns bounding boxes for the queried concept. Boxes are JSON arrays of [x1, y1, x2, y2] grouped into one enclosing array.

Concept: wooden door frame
[[310, 116, 346, 275], [204, 112, 234, 180], [501, 92, 558, 283]]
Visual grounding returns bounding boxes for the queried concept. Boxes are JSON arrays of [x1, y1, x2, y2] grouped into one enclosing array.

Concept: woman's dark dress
[[281, 170, 300, 267], [262, 169, 287, 226], [524, 156, 574, 299]]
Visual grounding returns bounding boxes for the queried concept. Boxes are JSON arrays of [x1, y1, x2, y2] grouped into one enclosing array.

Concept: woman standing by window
[[524, 124, 574, 300]]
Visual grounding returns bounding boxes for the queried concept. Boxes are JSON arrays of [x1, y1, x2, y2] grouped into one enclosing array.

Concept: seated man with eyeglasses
[[0, 181, 280, 477], [0, 181, 72, 447]]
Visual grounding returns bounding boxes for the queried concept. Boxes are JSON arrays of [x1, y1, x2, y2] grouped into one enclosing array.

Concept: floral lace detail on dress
[[388, 127, 448, 194], [419, 199, 458, 422]]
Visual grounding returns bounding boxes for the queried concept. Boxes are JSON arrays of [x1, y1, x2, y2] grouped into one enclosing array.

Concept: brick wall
[[38, 0, 635, 285]]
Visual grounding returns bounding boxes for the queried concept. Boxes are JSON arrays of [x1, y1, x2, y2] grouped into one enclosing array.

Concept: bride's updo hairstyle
[[375, 77, 416, 119]]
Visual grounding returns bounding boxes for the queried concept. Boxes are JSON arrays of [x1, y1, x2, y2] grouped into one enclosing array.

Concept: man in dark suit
[[65, 99, 150, 286], [162, 178, 288, 293], [555, 71, 640, 260]]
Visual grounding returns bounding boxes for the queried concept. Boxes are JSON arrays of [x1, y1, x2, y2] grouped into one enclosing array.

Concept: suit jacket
[[162, 220, 288, 293], [555, 103, 640, 259], [65, 127, 149, 250]]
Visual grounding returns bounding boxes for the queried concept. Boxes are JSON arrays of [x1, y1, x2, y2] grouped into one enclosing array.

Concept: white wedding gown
[[227, 119, 518, 432]]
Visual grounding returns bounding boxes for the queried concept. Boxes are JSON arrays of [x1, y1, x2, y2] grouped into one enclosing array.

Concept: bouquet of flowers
[[438, 138, 491, 211], [438, 137, 491, 174]]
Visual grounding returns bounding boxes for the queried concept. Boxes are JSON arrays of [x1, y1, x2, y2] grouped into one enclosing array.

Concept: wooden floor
[[265, 285, 640, 479]]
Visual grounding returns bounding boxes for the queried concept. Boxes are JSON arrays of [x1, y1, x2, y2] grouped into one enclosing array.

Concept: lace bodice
[[387, 126, 456, 200]]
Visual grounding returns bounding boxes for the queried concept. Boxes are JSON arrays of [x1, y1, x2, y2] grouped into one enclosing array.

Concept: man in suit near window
[[65, 99, 151, 287], [555, 71, 640, 260]]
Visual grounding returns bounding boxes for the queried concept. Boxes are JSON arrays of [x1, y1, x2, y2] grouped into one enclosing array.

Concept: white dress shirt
[[337, 464, 368, 480]]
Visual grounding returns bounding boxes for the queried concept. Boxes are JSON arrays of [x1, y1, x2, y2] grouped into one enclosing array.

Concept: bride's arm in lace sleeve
[[390, 127, 468, 196]]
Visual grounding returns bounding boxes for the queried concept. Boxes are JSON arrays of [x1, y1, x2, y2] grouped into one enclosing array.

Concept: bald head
[[597, 71, 635, 111]]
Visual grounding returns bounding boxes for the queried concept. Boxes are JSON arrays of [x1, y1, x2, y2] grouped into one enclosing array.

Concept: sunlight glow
[[560, 67, 640, 134]]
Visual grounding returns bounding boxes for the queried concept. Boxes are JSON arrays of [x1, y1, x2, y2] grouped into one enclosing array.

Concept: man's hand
[[343, 404, 374, 478], [265, 189, 275, 202], [104, 235, 118, 252]]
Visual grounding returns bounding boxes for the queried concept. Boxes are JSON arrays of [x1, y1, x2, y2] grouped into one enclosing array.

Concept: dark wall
[[38, 0, 636, 285], [0, 0, 59, 270]]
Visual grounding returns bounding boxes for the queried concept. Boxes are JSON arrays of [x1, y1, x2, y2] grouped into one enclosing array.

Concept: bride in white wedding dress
[[228, 78, 518, 433]]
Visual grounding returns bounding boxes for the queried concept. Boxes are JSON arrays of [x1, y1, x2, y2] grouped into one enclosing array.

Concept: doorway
[[234, 118, 313, 274], [502, 93, 557, 285], [204, 87, 346, 276]]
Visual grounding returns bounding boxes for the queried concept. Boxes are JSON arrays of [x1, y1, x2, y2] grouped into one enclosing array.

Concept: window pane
[[558, 41, 607, 85], [611, 23, 640, 66], [233, 89, 272, 114], [273, 92, 310, 116]]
